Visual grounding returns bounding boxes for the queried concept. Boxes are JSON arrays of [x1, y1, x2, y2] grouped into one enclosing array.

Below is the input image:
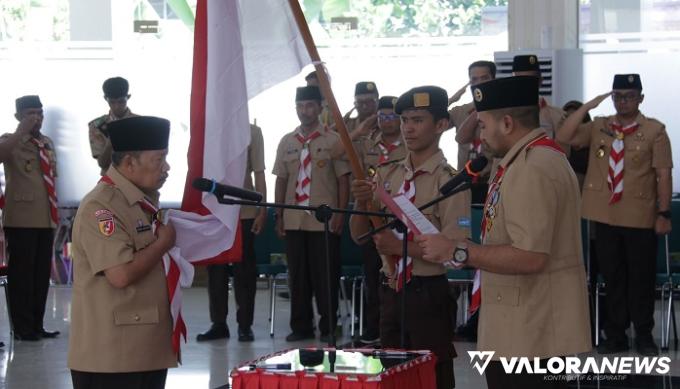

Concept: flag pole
[[287, 0, 385, 230]]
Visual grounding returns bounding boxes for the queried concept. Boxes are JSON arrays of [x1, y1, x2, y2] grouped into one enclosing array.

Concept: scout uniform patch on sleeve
[[95, 209, 115, 236]]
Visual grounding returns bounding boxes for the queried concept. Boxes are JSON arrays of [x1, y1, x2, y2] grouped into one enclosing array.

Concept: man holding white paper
[[416, 76, 591, 389], [350, 85, 471, 389]]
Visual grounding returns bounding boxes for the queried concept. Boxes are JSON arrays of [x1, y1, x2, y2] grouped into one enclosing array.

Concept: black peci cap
[[295, 86, 322, 102], [15, 95, 42, 112], [102, 77, 130, 98], [512, 54, 540, 73], [377, 96, 398, 110], [612, 74, 642, 90], [108, 116, 170, 152], [355, 81, 379, 96], [471, 76, 539, 112]]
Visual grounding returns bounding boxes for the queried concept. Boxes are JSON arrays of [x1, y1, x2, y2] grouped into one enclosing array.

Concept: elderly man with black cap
[[273, 85, 350, 342], [68, 116, 177, 388], [88, 76, 138, 175], [0, 95, 61, 341], [417, 77, 591, 389], [557, 74, 672, 357], [350, 86, 471, 389]]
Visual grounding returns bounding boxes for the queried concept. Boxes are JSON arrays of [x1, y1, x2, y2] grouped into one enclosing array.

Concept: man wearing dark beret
[[512, 54, 568, 151], [68, 116, 176, 388], [417, 77, 591, 389], [273, 86, 350, 342], [0, 95, 61, 341], [351, 85, 471, 389], [558, 74, 671, 357], [88, 76, 138, 175]]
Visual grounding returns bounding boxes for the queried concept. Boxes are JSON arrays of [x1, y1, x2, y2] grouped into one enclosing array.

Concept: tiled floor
[[1, 286, 680, 388]]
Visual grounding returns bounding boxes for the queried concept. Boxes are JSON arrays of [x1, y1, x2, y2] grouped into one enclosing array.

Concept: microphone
[[439, 156, 488, 195], [192, 178, 263, 202]]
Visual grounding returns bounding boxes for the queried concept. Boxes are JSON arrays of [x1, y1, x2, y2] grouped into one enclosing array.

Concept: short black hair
[[111, 151, 141, 167], [468, 61, 497, 78], [305, 71, 317, 81]]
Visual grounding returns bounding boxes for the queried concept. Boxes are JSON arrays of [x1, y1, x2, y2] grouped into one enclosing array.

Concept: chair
[[255, 208, 287, 337]]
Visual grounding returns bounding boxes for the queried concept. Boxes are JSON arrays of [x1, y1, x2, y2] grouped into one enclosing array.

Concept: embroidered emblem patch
[[95, 209, 115, 236]]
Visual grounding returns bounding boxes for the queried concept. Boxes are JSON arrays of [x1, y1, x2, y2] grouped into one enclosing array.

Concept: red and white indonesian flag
[[180, 0, 310, 265]]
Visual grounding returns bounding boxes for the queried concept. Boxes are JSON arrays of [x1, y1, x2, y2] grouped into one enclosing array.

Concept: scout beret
[[15, 95, 42, 112], [355, 81, 378, 96], [395, 86, 448, 119], [378, 96, 398, 110], [295, 86, 322, 102], [612, 74, 642, 90], [102, 77, 130, 98], [512, 54, 540, 73], [472, 76, 538, 112], [108, 116, 170, 152]]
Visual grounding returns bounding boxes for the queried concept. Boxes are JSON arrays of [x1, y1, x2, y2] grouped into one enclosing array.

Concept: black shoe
[[597, 338, 630, 354], [278, 292, 290, 299], [196, 324, 230, 341], [238, 327, 254, 342], [39, 329, 60, 338], [14, 332, 41, 341], [285, 331, 315, 342], [635, 336, 659, 356], [359, 333, 380, 345]]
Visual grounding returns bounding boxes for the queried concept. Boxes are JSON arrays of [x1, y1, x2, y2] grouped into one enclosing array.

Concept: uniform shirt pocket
[[13, 192, 35, 202], [485, 284, 520, 307], [114, 306, 159, 325], [283, 150, 300, 174], [132, 228, 157, 251]]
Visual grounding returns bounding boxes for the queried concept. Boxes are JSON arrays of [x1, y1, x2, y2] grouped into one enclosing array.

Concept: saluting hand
[[355, 114, 377, 138], [584, 91, 613, 110], [449, 82, 470, 105], [415, 234, 455, 263]]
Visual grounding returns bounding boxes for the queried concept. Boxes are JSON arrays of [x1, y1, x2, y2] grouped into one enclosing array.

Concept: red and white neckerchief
[[99, 175, 186, 357], [294, 129, 321, 206], [539, 97, 548, 109], [391, 168, 425, 292], [30, 138, 58, 225], [469, 134, 564, 315], [377, 140, 401, 165], [607, 122, 639, 204]]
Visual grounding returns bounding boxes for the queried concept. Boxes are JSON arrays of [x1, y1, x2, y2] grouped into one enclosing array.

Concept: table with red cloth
[[230, 348, 437, 389]]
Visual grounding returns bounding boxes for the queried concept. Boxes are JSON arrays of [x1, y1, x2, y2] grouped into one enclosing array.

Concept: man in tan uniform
[[330, 81, 380, 158], [351, 86, 471, 389], [417, 77, 591, 389], [353, 95, 407, 344], [273, 86, 350, 342], [0, 95, 60, 341], [557, 74, 672, 356], [448, 60, 496, 203], [197, 123, 266, 342], [69, 116, 177, 388], [88, 77, 137, 175]]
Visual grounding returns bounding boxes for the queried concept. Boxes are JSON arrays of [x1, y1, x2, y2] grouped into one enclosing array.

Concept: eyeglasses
[[355, 98, 377, 107], [611, 93, 641, 103], [378, 112, 399, 121]]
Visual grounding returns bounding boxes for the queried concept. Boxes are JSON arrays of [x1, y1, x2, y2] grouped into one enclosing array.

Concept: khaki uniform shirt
[[449, 102, 493, 179], [241, 124, 266, 220], [88, 109, 136, 175], [68, 166, 177, 373], [571, 113, 672, 229], [273, 126, 351, 231], [477, 129, 591, 360], [358, 133, 407, 176], [0, 133, 57, 228], [371, 150, 471, 279]]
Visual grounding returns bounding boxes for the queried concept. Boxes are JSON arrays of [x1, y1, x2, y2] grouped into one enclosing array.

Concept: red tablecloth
[[231, 348, 437, 389]]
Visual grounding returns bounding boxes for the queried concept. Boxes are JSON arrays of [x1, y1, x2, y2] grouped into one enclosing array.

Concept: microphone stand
[[213, 196, 391, 349], [354, 180, 471, 348]]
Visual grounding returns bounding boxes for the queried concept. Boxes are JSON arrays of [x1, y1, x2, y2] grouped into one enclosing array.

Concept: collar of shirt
[[608, 112, 647, 128], [399, 149, 447, 175], [104, 166, 159, 207], [294, 124, 324, 139], [21, 133, 47, 145], [371, 133, 403, 148], [498, 128, 547, 170]]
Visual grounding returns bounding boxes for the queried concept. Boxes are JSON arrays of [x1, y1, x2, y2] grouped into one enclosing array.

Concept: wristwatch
[[452, 242, 469, 265], [658, 210, 672, 220]]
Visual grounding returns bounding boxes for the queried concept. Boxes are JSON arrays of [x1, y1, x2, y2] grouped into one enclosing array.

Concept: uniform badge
[[95, 209, 115, 236], [457, 217, 471, 228], [473, 88, 483, 102], [413, 93, 430, 108], [596, 146, 606, 158], [628, 75, 635, 83], [636, 132, 644, 141], [25, 160, 33, 172], [136, 219, 151, 233], [616, 132, 625, 140], [383, 181, 391, 191], [317, 159, 327, 168], [367, 166, 377, 178], [367, 82, 375, 91], [529, 55, 537, 64], [632, 154, 640, 164]]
